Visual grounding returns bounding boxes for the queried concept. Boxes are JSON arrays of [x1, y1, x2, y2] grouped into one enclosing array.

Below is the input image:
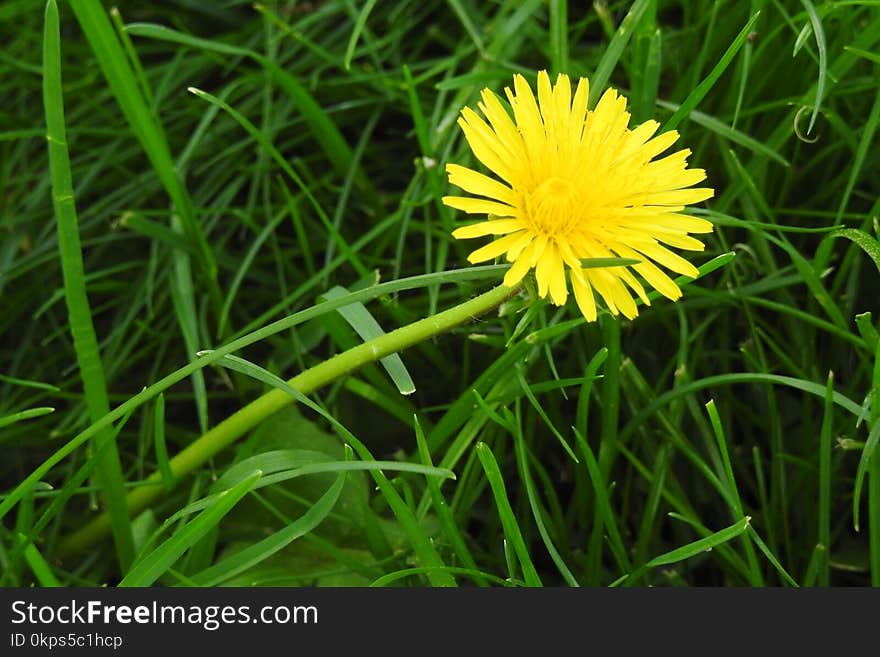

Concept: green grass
[[2, 0, 879, 587]]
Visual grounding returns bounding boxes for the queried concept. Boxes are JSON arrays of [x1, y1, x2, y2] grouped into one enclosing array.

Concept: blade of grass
[[632, 444, 672, 574], [589, 0, 652, 105], [196, 349, 458, 587], [852, 418, 880, 532], [67, 1, 214, 279], [548, 0, 568, 75], [187, 86, 369, 281], [370, 566, 510, 587], [655, 102, 789, 166], [798, 0, 827, 135], [515, 368, 577, 462], [322, 286, 416, 395], [343, 0, 377, 70], [662, 11, 761, 132], [124, 21, 380, 208], [0, 407, 55, 430], [43, 0, 134, 571], [573, 427, 632, 579], [511, 406, 579, 586], [746, 526, 800, 587], [476, 442, 542, 586], [587, 314, 622, 583], [17, 534, 61, 587], [705, 399, 764, 585], [818, 372, 834, 586], [189, 467, 347, 586], [828, 229, 880, 274], [413, 416, 486, 585], [446, 0, 485, 54], [67, 0, 214, 433], [621, 373, 864, 446], [119, 470, 263, 586], [620, 516, 751, 585], [153, 393, 174, 492], [870, 340, 880, 584]]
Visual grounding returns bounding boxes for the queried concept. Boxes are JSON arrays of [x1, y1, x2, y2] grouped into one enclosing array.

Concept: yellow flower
[[443, 71, 714, 322]]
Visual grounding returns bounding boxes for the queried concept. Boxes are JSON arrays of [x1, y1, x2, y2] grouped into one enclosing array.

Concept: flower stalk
[[57, 283, 518, 557]]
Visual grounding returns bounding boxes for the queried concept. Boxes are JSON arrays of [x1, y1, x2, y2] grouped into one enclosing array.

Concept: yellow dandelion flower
[[443, 71, 714, 322]]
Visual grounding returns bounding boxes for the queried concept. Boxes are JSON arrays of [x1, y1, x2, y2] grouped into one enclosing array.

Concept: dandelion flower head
[[443, 71, 714, 321]]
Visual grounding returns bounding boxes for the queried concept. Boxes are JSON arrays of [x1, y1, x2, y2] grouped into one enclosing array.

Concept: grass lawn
[[2, 0, 879, 587]]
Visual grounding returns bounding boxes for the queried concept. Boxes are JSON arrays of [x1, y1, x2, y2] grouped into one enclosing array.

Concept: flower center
[[524, 177, 581, 236]]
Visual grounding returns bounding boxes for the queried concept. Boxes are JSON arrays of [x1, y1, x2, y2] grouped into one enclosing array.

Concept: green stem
[[58, 283, 517, 557]]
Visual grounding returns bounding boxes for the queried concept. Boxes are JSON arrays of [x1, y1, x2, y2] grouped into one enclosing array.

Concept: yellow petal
[[535, 245, 552, 298], [590, 268, 638, 319], [586, 269, 619, 316], [548, 250, 568, 305], [506, 231, 534, 261], [530, 233, 549, 266], [537, 70, 556, 140], [615, 265, 651, 306], [503, 241, 536, 287], [442, 196, 516, 216], [452, 219, 523, 239], [655, 213, 714, 234], [628, 187, 715, 206], [534, 243, 567, 305], [636, 242, 700, 278], [570, 77, 589, 143], [613, 243, 682, 300], [446, 164, 516, 204], [558, 241, 586, 285], [652, 231, 707, 251], [572, 274, 597, 322], [458, 110, 515, 183], [509, 74, 545, 154], [466, 230, 530, 263], [552, 74, 572, 127], [639, 129, 679, 160]]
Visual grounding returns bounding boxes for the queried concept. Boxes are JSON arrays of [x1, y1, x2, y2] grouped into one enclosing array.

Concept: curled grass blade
[[798, 0, 827, 135]]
